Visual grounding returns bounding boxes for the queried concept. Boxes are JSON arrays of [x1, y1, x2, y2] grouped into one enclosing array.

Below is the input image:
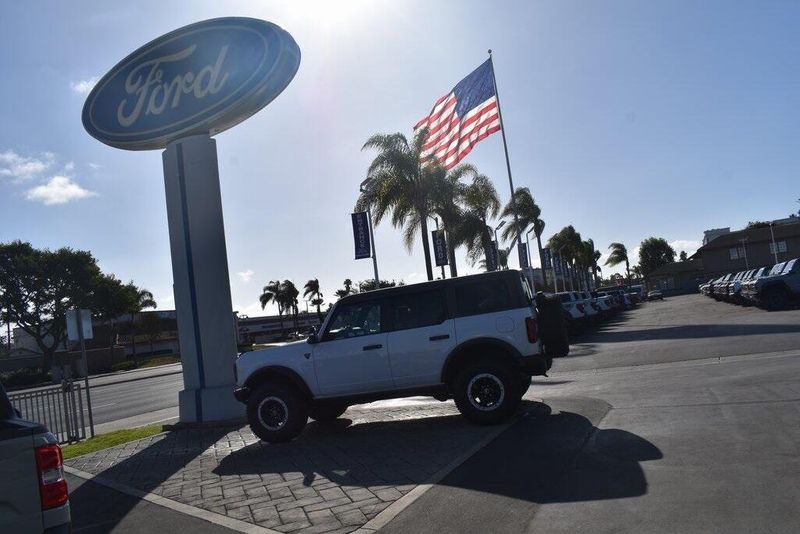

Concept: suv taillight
[[35, 444, 68, 510], [525, 317, 537, 343], [577, 303, 585, 313]]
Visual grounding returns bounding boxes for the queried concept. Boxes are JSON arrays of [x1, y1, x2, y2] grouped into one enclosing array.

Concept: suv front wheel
[[453, 361, 520, 425], [247, 382, 308, 443]]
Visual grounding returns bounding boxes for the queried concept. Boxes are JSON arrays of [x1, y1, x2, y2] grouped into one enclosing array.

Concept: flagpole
[[488, 50, 527, 281]]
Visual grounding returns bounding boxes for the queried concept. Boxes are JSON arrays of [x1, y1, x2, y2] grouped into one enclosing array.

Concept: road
[[381, 294, 800, 534], [35, 294, 800, 434]]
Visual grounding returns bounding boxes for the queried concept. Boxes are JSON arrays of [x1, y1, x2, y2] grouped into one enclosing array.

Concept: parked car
[[647, 290, 664, 300], [740, 266, 773, 304], [591, 291, 618, 313], [0, 382, 70, 533], [557, 291, 587, 327], [234, 270, 569, 442], [746, 258, 799, 310], [573, 291, 600, 322]]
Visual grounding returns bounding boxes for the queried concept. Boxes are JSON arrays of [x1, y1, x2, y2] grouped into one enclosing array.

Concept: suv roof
[[336, 269, 527, 306]]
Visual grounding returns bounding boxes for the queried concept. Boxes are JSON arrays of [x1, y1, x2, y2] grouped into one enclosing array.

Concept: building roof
[[693, 220, 800, 254], [649, 259, 704, 278]]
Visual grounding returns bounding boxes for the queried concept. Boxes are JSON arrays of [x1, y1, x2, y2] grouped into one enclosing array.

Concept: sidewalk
[[65, 399, 532, 533]]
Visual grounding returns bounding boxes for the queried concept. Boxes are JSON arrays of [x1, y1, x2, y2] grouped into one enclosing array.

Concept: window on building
[[769, 241, 788, 254], [729, 246, 745, 260]]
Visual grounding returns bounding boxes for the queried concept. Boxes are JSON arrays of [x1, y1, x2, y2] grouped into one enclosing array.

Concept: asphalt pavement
[[66, 294, 800, 533]]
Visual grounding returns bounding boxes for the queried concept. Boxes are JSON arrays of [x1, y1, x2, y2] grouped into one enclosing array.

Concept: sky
[[2, 0, 799, 317]]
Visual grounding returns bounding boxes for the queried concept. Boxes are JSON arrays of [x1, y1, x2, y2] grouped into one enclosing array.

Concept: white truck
[[234, 270, 569, 442]]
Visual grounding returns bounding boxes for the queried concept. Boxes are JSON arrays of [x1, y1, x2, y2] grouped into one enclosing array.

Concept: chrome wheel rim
[[467, 373, 505, 411], [257, 396, 288, 431]]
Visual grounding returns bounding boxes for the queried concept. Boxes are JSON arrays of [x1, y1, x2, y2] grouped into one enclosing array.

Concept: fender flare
[[243, 365, 313, 399], [440, 337, 522, 384]]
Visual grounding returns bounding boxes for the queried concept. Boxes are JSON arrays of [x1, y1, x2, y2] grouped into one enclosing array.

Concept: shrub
[[0, 367, 51, 388], [111, 361, 138, 372]]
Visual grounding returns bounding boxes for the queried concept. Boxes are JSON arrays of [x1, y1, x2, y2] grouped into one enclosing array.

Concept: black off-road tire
[[246, 381, 308, 443], [761, 286, 790, 311], [518, 375, 532, 399], [453, 361, 520, 425], [308, 404, 348, 422]]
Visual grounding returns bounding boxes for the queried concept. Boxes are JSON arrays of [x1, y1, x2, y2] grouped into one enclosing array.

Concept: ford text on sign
[[82, 18, 301, 150]]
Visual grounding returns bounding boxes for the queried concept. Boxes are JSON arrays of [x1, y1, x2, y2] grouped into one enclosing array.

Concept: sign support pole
[[75, 311, 95, 438], [162, 134, 242, 423]]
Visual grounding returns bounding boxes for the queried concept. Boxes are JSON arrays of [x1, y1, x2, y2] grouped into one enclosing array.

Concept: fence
[[8, 381, 87, 443]]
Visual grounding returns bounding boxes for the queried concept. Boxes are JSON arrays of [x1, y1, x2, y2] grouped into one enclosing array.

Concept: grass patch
[[62, 424, 166, 460], [138, 355, 180, 368]]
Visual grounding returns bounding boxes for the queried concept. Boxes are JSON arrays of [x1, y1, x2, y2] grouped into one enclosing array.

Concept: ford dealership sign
[[82, 17, 300, 150]]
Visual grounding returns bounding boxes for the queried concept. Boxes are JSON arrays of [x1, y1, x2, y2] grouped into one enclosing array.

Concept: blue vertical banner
[[431, 230, 449, 267], [554, 255, 562, 275], [543, 247, 552, 269], [351, 212, 371, 260], [518, 243, 529, 269]]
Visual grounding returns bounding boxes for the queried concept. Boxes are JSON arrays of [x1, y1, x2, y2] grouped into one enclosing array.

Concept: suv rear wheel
[[308, 404, 348, 422], [247, 382, 308, 443], [453, 361, 520, 425]]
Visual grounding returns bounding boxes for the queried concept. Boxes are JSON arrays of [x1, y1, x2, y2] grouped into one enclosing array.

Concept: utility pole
[[494, 221, 506, 270], [769, 222, 779, 263], [739, 237, 749, 269]]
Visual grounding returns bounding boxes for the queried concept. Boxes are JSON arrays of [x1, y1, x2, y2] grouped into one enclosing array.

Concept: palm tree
[[129, 288, 156, 359], [356, 130, 440, 281], [452, 173, 501, 269], [479, 246, 510, 270], [334, 279, 354, 300], [259, 280, 285, 334], [429, 164, 474, 277], [501, 187, 545, 280], [280, 280, 300, 332], [548, 226, 583, 290], [605, 242, 631, 283], [303, 279, 324, 321]]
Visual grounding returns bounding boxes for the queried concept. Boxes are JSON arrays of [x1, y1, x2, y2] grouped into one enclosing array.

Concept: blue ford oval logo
[[83, 18, 300, 150]]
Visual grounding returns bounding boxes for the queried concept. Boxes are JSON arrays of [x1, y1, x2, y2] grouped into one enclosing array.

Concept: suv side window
[[389, 290, 446, 331], [324, 301, 382, 340], [454, 279, 512, 317]]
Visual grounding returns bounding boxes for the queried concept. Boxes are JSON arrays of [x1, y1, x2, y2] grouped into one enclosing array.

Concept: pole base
[[179, 386, 244, 423]]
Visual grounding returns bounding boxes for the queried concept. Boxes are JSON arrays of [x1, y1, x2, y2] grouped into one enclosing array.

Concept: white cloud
[[26, 176, 97, 205], [70, 76, 99, 95], [236, 269, 255, 283], [88, 162, 102, 170], [0, 150, 54, 181], [64, 161, 75, 172]]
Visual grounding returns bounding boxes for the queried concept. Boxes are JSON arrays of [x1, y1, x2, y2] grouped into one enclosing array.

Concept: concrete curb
[[65, 465, 280, 534]]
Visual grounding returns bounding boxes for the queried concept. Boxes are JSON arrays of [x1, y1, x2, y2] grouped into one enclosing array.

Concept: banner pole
[[488, 50, 529, 283], [367, 206, 380, 289]]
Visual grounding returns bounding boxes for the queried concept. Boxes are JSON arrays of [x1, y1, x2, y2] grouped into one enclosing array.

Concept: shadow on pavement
[[67, 398, 660, 532], [582, 323, 800, 343]]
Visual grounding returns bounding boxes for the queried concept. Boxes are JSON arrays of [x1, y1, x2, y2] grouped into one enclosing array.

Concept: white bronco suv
[[234, 270, 569, 442]]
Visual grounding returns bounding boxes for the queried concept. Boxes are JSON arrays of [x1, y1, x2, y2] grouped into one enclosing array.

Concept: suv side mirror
[[307, 326, 319, 344]]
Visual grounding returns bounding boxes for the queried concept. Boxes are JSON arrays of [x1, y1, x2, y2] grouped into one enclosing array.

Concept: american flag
[[414, 59, 501, 170]]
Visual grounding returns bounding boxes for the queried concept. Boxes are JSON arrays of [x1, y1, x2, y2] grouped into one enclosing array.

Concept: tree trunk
[[481, 227, 494, 271], [446, 229, 458, 278], [130, 313, 137, 358], [536, 234, 547, 288], [420, 216, 434, 281]]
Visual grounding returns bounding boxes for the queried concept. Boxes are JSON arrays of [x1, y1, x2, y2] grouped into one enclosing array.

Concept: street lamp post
[[556, 243, 568, 293], [525, 226, 535, 268], [359, 179, 380, 289], [769, 222, 779, 263]]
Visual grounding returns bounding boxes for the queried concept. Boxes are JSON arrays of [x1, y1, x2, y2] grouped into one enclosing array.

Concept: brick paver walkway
[[66, 401, 499, 533]]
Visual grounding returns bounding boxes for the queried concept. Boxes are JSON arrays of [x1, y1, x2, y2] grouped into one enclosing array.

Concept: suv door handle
[[362, 344, 383, 351], [429, 334, 450, 341]]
